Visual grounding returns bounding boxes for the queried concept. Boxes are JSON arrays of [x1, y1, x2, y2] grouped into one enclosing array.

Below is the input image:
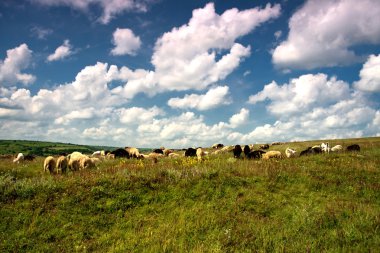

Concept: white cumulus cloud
[[272, 0, 380, 69], [47, 40, 73, 62], [0, 44, 35, 86], [167, 86, 231, 111], [245, 72, 379, 143], [111, 28, 141, 56], [118, 3, 280, 97], [229, 108, 249, 128], [248, 73, 351, 116], [354, 54, 380, 92]]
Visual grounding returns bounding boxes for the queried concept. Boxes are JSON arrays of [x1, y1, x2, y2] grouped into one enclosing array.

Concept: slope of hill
[[1, 137, 379, 251], [0, 140, 118, 156]]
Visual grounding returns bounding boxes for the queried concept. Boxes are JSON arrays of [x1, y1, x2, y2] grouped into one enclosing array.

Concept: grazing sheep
[[259, 144, 270, 150], [185, 148, 197, 157], [331, 145, 343, 152], [196, 148, 206, 161], [106, 153, 115, 159], [212, 143, 224, 149], [262, 151, 283, 160], [168, 153, 180, 158], [321, 142, 330, 153], [300, 147, 322, 156], [24, 154, 36, 161], [243, 145, 251, 158], [300, 147, 312, 156], [125, 147, 140, 158], [13, 153, 24, 163], [233, 145, 243, 158], [79, 156, 95, 170], [247, 150, 266, 159], [90, 157, 101, 166], [163, 149, 173, 156], [56, 156, 68, 174], [147, 152, 164, 159], [285, 148, 297, 158], [44, 156, 56, 174], [68, 159, 80, 171], [221, 145, 234, 152], [110, 148, 130, 158], [67, 152, 87, 171], [92, 150, 101, 156], [347, 144, 360, 152], [152, 149, 164, 154], [212, 150, 223, 155]]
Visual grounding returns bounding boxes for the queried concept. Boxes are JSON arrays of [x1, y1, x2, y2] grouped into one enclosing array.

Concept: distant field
[[0, 140, 120, 156], [0, 137, 379, 252]]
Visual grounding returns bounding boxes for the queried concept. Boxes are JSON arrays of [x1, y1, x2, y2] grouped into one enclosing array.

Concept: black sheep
[[233, 145, 242, 158], [185, 148, 197, 157], [243, 145, 251, 158], [347, 144, 360, 152], [110, 148, 130, 158], [153, 149, 164, 154]]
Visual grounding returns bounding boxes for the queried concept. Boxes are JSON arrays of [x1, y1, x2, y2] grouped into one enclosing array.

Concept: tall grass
[[0, 138, 379, 252]]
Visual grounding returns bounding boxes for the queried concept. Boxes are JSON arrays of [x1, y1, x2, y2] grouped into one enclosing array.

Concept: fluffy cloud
[[354, 54, 380, 92], [111, 28, 141, 56], [47, 40, 73, 62], [115, 3, 280, 97], [272, 0, 380, 69], [0, 44, 35, 86], [167, 86, 231, 111], [118, 106, 164, 124], [151, 3, 280, 90], [30, 0, 148, 24], [229, 108, 249, 128], [248, 73, 351, 115], [244, 72, 379, 143]]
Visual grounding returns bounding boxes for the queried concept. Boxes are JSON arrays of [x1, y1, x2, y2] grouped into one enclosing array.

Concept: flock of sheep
[[11, 142, 361, 174]]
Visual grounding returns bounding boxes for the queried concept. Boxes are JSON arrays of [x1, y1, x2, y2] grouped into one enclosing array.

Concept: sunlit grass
[[1, 137, 380, 252]]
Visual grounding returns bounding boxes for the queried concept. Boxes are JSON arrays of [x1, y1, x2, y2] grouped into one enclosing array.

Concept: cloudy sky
[[0, 0, 379, 148]]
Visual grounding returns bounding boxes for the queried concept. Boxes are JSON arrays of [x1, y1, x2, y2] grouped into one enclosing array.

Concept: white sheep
[[321, 142, 330, 153], [67, 151, 87, 171], [79, 156, 95, 170], [331, 145, 343, 152], [285, 148, 297, 158], [196, 148, 206, 161], [262, 151, 283, 160], [13, 153, 24, 163], [168, 153, 180, 158], [44, 156, 56, 174], [125, 147, 140, 158], [163, 149, 173, 156], [56, 156, 68, 174]]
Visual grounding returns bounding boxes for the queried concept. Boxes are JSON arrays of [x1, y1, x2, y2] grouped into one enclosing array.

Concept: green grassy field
[[1, 138, 379, 252], [0, 140, 119, 157]]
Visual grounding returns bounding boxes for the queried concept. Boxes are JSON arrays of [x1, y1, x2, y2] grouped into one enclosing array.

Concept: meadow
[[1, 138, 379, 252]]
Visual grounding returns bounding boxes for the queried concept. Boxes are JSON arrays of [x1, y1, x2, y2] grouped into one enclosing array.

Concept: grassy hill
[[0, 140, 119, 156], [0, 137, 379, 252]]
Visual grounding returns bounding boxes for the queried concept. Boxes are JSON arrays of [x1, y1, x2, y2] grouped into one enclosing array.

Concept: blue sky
[[0, 0, 379, 148]]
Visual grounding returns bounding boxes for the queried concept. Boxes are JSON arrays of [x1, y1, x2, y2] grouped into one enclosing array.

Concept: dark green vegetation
[[1, 138, 379, 252], [0, 140, 118, 156]]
